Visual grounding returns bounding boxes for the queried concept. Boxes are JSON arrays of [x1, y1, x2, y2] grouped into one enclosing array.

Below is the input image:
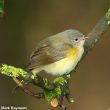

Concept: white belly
[[42, 48, 84, 76], [43, 58, 77, 76]]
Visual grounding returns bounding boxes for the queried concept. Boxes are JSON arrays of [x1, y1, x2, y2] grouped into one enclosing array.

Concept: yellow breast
[[67, 47, 79, 59], [42, 47, 82, 76]]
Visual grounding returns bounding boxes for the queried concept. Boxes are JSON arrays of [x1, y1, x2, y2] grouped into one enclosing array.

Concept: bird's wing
[[25, 38, 72, 70]]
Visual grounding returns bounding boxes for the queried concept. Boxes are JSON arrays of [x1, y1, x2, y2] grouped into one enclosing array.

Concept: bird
[[25, 29, 87, 78]]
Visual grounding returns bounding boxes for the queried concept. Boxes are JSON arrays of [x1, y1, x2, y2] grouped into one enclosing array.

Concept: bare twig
[[12, 77, 44, 99]]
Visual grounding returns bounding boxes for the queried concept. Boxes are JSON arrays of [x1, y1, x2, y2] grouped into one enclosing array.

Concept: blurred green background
[[0, 0, 110, 110]]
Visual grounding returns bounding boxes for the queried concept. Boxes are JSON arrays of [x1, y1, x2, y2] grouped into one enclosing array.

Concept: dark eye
[[74, 38, 78, 41]]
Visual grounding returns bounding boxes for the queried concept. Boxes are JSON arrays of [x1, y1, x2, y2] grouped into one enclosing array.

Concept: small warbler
[[25, 29, 87, 77]]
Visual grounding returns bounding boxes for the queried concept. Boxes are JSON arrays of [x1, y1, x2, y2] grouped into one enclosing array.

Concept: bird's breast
[[43, 47, 84, 76]]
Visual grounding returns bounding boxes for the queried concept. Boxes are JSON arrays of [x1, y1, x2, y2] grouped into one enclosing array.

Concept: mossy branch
[[0, 64, 73, 109], [0, 64, 27, 78], [0, 6, 110, 110]]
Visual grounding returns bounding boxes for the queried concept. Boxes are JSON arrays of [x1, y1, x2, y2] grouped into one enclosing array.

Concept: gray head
[[65, 29, 86, 47]]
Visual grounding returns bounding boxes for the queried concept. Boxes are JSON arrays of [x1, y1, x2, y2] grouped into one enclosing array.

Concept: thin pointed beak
[[82, 36, 88, 40]]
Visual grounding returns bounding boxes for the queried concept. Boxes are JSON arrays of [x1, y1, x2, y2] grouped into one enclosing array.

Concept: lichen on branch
[[84, 7, 110, 53], [0, 64, 71, 108], [44, 77, 67, 102], [0, 64, 27, 78]]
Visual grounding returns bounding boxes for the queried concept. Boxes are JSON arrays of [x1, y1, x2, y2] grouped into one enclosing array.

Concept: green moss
[[44, 77, 66, 102], [44, 85, 61, 102], [54, 86, 61, 95], [53, 77, 67, 85], [43, 78, 48, 86], [44, 90, 56, 102], [0, 64, 27, 78]]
